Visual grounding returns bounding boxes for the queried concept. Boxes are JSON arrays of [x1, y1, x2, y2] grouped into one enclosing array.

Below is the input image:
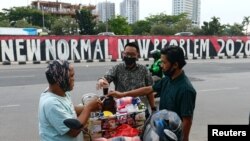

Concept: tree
[[13, 20, 33, 28], [130, 20, 151, 35], [242, 16, 250, 35], [150, 24, 169, 35], [174, 18, 192, 32], [201, 21, 210, 35], [51, 17, 78, 35], [189, 26, 203, 35], [2, 7, 54, 29], [222, 23, 244, 36], [145, 13, 192, 35], [51, 18, 64, 35], [0, 20, 10, 27], [95, 21, 107, 34], [75, 8, 96, 35], [146, 13, 188, 26], [108, 15, 131, 35], [0, 11, 8, 22], [201, 17, 225, 35]]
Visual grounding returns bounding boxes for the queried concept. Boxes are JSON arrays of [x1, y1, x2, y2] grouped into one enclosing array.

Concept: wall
[[1, 35, 250, 64]]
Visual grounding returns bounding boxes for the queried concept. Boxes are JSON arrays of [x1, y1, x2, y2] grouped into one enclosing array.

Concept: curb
[[1, 56, 249, 65]]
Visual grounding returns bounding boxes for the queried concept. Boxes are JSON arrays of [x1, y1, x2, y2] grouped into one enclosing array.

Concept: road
[[0, 59, 250, 141]]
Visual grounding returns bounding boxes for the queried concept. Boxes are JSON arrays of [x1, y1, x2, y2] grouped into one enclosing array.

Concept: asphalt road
[[0, 59, 250, 141]]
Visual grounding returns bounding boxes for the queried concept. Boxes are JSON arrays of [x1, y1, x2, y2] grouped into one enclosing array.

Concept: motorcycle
[[64, 110, 182, 141], [64, 93, 141, 141], [64, 93, 183, 141], [146, 49, 164, 98]]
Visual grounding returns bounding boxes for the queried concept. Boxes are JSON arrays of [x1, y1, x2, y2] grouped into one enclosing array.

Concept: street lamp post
[[105, 0, 108, 32], [42, 6, 45, 29]]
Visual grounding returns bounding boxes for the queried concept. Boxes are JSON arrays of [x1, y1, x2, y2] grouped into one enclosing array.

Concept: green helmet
[[150, 49, 161, 60]]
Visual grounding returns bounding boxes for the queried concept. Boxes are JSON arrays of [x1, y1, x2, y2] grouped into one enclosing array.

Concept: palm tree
[[242, 16, 250, 35], [201, 17, 224, 35]]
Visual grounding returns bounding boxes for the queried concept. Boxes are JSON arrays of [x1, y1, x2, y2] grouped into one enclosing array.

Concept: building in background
[[172, 0, 200, 26], [96, 1, 115, 22], [120, 0, 139, 24], [31, 0, 80, 17], [31, 0, 95, 17]]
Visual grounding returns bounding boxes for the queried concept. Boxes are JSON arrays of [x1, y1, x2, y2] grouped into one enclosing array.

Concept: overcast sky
[[1, 0, 250, 25]]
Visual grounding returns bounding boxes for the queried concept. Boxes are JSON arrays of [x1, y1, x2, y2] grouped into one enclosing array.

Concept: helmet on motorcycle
[[141, 109, 183, 141], [150, 49, 161, 60]]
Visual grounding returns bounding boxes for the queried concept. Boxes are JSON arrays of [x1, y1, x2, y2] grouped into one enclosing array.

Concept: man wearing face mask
[[96, 42, 156, 114], [107, 46, 197, 141]]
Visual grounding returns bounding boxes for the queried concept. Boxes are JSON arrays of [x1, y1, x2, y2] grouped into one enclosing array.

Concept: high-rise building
[[96, 1, 115, 22], [120, 0, 139, 24], [172, 0, 201, 26]]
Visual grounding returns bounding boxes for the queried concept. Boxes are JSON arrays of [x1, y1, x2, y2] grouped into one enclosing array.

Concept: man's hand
[[96, 78, 109, 90], [107, 90, 124, 98]]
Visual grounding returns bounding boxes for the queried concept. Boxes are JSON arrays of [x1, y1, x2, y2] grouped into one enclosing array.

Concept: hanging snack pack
[[85, 96, 147, 140]]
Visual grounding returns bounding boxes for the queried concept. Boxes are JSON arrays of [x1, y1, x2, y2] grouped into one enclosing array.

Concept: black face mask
[[163, 66, 176, 78], [123, 56, 136, 66]]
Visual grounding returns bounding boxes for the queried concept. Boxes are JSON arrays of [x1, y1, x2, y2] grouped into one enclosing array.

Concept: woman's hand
[[85, 97, 103, 112]]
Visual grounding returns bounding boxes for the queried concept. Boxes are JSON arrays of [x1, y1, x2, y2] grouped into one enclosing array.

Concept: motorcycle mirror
[[164, 129, 178, 141], [63, 118, 83, 129]]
